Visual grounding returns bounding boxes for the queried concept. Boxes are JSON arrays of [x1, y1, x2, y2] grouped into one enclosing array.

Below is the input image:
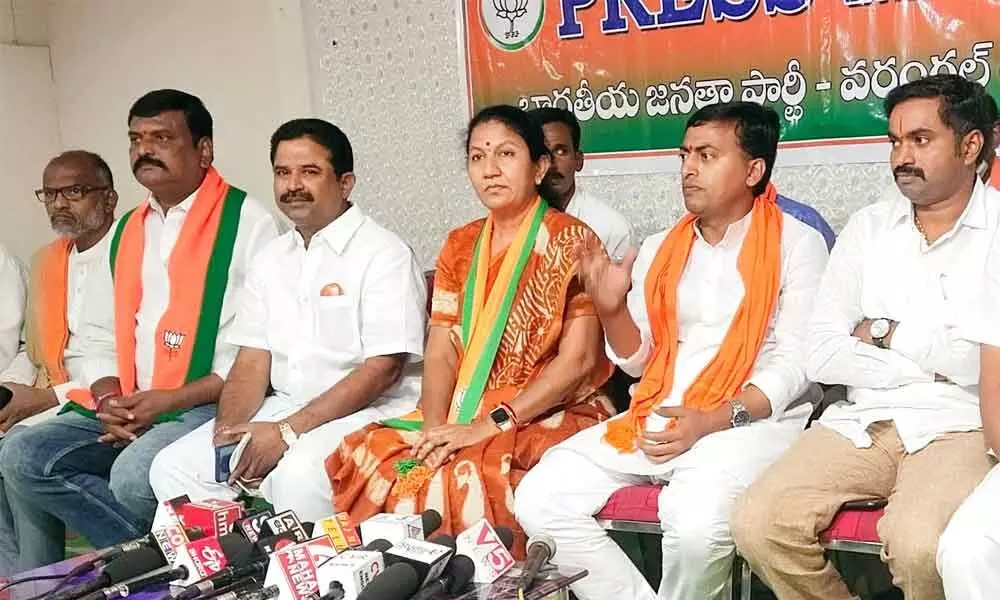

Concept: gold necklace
[[913, 212, 931, 245]]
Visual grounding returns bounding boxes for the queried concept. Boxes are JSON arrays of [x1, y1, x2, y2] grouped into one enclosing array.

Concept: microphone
[[79, 564, 189, 600], [355, 562, 421, 600], [178, 499, 244, 538], [410, 554, 476, 600], [0, 385, 12, 408], [48, 547, 166, 600], [383, 534, 455, 587], [316, 512, 362, 551], [215, 584, 280, 600], [359, 509, 442, 545], [518, 534, 556, 595], [363, 538, 393, 553], [170, 538, 267, 600], [455, 519, 515, 583], [234, 509, 275, 544]]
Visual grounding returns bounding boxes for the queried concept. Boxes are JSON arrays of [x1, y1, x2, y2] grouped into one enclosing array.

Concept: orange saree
[[325, 209, 615, 557]]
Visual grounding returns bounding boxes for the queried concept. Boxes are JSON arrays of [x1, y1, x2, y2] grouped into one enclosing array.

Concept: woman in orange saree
[[324, 105, 615, 556]]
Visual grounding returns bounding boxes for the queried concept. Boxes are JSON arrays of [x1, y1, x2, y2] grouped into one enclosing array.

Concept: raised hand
[[579, 238, 638, 315]]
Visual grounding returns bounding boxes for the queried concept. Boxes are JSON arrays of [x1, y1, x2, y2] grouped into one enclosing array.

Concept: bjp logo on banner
[[480, 0, 544, 51]]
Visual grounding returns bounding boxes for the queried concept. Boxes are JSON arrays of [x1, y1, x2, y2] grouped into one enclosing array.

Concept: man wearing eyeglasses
[[0, 150, 117, 575]]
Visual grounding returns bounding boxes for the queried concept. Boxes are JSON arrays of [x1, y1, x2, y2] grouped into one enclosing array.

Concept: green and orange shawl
[[63, 167, 247, 420]]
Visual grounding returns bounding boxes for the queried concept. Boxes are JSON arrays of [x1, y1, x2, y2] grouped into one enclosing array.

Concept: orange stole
[[604, 183, 784, 452]]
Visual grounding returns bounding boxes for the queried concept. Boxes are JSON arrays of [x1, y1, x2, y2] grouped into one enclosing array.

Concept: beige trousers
[[731, 422, 994, 600]]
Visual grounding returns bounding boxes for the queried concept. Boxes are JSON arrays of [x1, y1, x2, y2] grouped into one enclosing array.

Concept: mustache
[[893, 165, 925, 180], [132, 156, 168, 173], [280, 190, 313, 203]]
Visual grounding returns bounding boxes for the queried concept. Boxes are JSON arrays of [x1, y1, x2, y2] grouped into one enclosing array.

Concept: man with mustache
[[530, 108, 635, 257], [734, 74, 998, 600], [0, 151, 117, 575], [149, 118, 425, 520], [0, 90, 281, 570]]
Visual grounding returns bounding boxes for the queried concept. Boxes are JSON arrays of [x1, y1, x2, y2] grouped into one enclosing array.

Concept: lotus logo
[[480, 0, 544, 52], [162, 330, 186, 354]]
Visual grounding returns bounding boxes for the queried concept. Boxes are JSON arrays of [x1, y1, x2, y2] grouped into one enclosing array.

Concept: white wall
[[47, 0, 312, 214], [0, 0, 60, 264]]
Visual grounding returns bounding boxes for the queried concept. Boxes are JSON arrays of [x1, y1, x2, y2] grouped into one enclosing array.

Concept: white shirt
[[0, 243, 26, 375], [2, 231, 115, 403], [228, 206, 426, 414], [568, 208, 828, 475], [810, 180, 1000, 453], [83, 184, 282, 389], [564, 185, 635, 258]]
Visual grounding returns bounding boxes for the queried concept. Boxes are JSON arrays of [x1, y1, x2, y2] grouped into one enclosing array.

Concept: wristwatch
[[277, 421, 299, 449], [488, 404, 517, 432], [730, 399, 751, 428], [870, 318, 894, 349]]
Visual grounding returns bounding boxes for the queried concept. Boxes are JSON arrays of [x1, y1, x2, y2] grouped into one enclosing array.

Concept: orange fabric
[[113, 167, 229, 394], [24, 239, 95, 407], [325, 210, 614, 557], [604, 183, 784, 453], [990, 157, 999, 190]]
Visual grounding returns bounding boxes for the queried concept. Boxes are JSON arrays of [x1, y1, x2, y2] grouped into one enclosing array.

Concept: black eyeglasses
[[34, 185, 110, 204]]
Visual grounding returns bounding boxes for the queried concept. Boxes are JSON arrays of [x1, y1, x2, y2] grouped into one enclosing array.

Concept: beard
[[51, 209, 107, 239]]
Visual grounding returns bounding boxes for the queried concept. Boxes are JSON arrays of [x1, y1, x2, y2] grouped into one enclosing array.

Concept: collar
[[145, 188, 198, 218], [73, 226, 113, 261], [291, 204, 365, 254], [887, 177, 989, 232], [694, 207, 753, 249]]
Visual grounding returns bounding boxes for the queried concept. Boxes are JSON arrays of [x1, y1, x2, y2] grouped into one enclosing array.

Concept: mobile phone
[[841, 498, 888, 511], [215, 442, 238, 483], [0, 386, 13, 410]]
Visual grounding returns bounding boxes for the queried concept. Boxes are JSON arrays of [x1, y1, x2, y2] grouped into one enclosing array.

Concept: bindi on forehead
[[485, 141, 491, 147]]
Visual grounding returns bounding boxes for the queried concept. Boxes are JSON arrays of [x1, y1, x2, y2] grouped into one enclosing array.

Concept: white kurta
[[149, 206, 427, 521]]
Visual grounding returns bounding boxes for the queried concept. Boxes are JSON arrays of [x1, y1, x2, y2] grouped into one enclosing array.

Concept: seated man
[[531, 107, 635, 257], [0, 89, 280, 569], [150, 118, 426, 521], [515, 101, 829, 600], [0, 151, 117, 575], [733, 74, 997, 600], [0, 242, 24, 381]]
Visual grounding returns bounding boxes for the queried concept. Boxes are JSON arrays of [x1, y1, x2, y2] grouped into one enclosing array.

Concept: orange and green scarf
[[64, 167, 246, 421], [25, 239, 95, 406], [383, 198, 546, 490], [604, 183, 783, 453]]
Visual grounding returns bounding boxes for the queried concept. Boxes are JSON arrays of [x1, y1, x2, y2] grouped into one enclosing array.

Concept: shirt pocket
[[315, 295, 360, 353]]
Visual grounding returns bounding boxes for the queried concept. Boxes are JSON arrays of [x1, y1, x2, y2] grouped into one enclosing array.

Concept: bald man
[[0, 150, 117, 575]]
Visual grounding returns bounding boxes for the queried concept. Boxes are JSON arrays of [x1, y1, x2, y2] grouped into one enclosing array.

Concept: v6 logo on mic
[[456, 519, 515, 583]]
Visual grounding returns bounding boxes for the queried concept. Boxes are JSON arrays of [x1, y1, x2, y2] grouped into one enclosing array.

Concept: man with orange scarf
[[0, 151, 116, 575], [515, 102, 829, 600], [0, 90, 280, 571]]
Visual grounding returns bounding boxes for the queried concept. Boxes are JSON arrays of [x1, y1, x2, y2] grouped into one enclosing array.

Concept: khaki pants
[[732, 422, 994, 600]]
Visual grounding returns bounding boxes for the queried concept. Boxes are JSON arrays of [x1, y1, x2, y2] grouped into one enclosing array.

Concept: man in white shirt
[[149, 118, 426, 521], [0, 90, 281, 570], [0, 151, 117, 576], [733, 74, 998, 600], [515, 102, 828, 600], [531, 107, 635, 257], [0, 244, 24, 380]]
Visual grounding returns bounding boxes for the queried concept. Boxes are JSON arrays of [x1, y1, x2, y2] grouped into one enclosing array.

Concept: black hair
[[530, 107, 582, 151], [686, 101, 780, 196], [49, 150, 114, 188], [884, 74, 994, 162], [270, 118, 354, 177], [128, 90, 213, 144], [464, 105, 559, 208]]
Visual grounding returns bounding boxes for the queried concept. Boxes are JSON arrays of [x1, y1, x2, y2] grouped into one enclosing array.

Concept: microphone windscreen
[[104, 546, 166, 583], [526, 533, 556, 556], [495, 526, 514, 550], [363, 538, 393, 553], [420, 509, 442, 536], [0, 386, 12, 407], [446, 555, 476, 594], [356, 563, 420, 600], [302, 521, 315, 538], [219, 532, 259, 565], [427, 534, 456, 551]]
